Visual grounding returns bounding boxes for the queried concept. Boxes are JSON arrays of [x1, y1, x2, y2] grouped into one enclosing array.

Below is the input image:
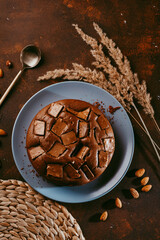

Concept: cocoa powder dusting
[[93, 101, 100, 108], [93, 100, 106, 113]]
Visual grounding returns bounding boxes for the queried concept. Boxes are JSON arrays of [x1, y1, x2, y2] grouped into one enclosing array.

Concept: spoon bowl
[[0, 44, 41, 106], [20, 45, 41, 69]]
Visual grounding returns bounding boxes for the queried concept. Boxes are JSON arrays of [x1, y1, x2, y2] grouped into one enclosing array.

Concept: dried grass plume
[[38, 22, 154, 118]]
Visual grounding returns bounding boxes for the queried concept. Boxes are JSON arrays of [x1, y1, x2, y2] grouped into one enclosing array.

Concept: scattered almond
[[141, 177, 149, 186], [135, 168, 145, 177], [141, 184, 152, 192], [100, 211, 108, 221], [0, 129, 7, 136], [115, 197, 122, 208], [130, 188, 139, 199], [0, 68, 3, 78]]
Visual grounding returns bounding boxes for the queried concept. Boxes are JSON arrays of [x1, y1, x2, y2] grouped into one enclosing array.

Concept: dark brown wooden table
[[0, 1, 160, 239]]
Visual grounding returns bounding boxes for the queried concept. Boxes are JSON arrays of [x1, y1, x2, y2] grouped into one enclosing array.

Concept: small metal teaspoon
[[0, 45, 41, 106]]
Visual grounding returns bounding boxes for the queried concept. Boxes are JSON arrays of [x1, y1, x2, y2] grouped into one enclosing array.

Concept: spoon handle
[[0, 69, 24, 106]]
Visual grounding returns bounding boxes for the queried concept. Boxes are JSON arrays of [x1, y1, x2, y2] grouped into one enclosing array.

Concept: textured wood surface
[[0, 1, 160, 239]]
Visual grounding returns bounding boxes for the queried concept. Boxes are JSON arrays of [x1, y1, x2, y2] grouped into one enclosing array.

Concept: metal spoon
[[0, 45, 41, 106]]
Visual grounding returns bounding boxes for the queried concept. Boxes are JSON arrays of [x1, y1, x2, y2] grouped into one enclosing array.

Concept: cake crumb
[[108, 106, 121, 114]]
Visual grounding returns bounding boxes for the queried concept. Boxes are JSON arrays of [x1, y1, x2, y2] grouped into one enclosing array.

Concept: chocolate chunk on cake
[[26, 99, 115, 186]]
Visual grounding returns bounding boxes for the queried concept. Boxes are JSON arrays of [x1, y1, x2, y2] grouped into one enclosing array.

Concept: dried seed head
[[130, 188, 139, 199], [135, 168, 145, 177], [38, 23, 155, 117], [141, 177, 149, 186], [115, 197, 122, 208], [141, 185, 152, 192], [100, 211, 108, 221], [0, 68, 3, 78]]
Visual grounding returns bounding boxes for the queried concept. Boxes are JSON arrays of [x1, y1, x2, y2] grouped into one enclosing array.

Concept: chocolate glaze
[[26, 99, 115, 186]]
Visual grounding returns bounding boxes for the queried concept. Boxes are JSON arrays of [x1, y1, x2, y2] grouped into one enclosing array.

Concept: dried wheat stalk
[[132, 102, 160, 161], [125, 109, 160, 151], [37, 23, 160, 161], [93, 23, 155, 116]]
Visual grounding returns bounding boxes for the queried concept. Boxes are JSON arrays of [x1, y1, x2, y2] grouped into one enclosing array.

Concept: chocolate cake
[[26, 99, 115, 185]]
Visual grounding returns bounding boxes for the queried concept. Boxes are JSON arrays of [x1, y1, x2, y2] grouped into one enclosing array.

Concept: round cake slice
[[26, 99, 115, 186]]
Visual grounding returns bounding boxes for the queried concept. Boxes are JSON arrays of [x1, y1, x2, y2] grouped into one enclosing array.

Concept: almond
[[130, 188, 139, 199], [141, 177, 149, 186], [0, 129, 7, 136], [100, 211, 108, 221], [135, 168, 145, 177], [141, 184, 152, 192], [115, 197, 122, 208], [0, 68, 3, 78]]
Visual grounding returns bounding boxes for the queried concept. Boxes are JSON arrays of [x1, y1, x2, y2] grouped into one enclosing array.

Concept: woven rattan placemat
[[0, 179, 85, 240]]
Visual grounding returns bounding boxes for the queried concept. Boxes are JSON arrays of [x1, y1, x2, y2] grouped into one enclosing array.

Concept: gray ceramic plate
[[12, 81, 134, 203]]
